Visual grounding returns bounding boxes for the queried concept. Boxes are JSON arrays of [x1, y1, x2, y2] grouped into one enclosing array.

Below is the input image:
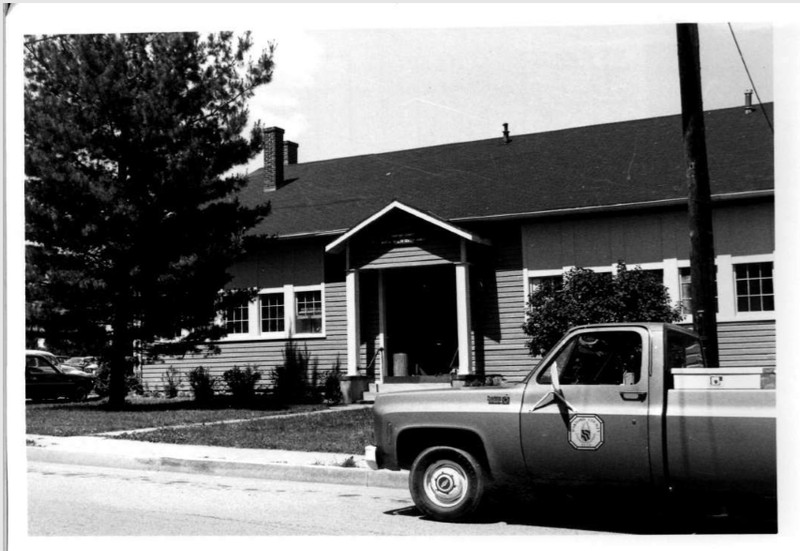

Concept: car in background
[[63, 356, 100, 376], [26, 350, 95, 401]]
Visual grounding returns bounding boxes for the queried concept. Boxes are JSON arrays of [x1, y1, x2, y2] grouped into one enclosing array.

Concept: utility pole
[[676, 23, 719, 366]]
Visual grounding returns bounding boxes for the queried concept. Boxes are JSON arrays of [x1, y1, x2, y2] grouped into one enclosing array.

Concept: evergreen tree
[[25, 32, 275, 407], [523, 263, 683, 357]]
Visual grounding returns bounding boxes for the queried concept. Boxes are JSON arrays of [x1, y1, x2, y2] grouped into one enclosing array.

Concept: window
[[678, 266, 718, 315], [665, 329, 706, 369], [529, 275, 563, 296], [735, 262, 774, 312], [225, 301, 250, 334], [679, 267, 692, 315], [26, 355, 60, 375], [295, 290, 323, 334], [537, 330, 643, 386], [640, 269, 663, 283], [260, 293, 285, 333]]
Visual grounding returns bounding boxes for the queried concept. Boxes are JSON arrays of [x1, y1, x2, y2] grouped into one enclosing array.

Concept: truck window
[[536, 331, 642, 385], [665, 330, 706, 369]]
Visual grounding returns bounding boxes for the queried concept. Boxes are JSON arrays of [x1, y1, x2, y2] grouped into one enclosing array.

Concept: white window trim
[[524, 253, 776, 325], [729, 253, 776, 321], [221, 284, 327, 342], [292, 284, 327, 338]]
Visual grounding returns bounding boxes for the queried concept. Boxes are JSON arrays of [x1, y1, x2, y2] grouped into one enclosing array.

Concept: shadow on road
[[385, 488, 777, 534]]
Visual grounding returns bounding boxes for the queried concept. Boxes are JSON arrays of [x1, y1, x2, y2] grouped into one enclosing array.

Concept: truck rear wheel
[[409, 446, 486, 522]]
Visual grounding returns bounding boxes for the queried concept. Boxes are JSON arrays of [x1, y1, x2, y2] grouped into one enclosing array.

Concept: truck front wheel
[[409, 446, 486, 522]]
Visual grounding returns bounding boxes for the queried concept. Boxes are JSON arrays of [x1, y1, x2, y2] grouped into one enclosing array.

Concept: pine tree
[[25, 32, 275, 407]]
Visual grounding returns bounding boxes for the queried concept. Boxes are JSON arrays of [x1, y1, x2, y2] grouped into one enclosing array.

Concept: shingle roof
[[239, 104, 773, 238]]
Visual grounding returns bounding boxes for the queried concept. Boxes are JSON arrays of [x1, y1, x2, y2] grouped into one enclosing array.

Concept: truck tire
[[409, 446, 486, 522]]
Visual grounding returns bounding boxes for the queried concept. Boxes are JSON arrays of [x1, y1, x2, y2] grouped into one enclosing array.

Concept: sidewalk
[[26, 406, 408, 490]]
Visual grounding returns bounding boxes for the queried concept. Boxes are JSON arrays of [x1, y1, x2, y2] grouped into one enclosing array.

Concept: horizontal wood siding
[[523, 201, 774, 271], [351, 209, 461, 270], [716, 321, 776, 368], [472, 229, 535, 383], [356, 241, 459, 270], [141, 281, 348, 394]]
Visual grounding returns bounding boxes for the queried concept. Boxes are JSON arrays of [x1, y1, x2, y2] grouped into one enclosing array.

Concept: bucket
[[393, 353, 409, 377]]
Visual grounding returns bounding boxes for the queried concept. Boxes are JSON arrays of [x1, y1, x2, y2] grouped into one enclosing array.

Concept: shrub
[[161, 366, 183, 398], [323, 355, 344, 405], [188, 366, 216, 403], [223, 365, 261, 403], [523, 262, 683, 356], [272, 340, 312, 404], [94, 363, 144, 398]]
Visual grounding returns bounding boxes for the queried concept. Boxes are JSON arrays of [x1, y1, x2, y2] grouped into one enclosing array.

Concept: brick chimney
[[284, 140, 299, 165], [263, 127, 284, 192]]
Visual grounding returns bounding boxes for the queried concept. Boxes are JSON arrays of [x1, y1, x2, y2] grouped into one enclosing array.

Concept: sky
[[246, 22, 773, 169], [4, 3, 779, 172]]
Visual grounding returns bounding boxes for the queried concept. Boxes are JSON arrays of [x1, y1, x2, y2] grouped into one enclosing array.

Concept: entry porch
[[325, 201, 492, 399]]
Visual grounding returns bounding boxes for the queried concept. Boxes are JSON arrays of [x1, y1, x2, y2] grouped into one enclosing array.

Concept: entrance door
[[520, 327, 652, 487], [385, 266, 458, 377]]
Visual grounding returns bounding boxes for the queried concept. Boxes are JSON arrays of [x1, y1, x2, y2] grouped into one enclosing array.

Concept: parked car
[[63, 356, 100, 376], [26, 350, 95, 401]]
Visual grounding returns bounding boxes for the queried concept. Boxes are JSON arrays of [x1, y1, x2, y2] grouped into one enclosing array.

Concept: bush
[[323, 356, 344, 405], [223, 365, 261, 403], [272, 340, 313, 404], [94, 363, 144, 398], [161, 366, 183, 398], [523, 262, 683, 356], [188, 366, 216, 403]]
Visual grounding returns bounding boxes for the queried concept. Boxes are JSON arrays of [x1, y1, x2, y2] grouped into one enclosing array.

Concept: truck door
[[520, 327, 652, 487]]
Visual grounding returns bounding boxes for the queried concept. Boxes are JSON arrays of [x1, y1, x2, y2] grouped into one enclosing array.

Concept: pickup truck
[[365, 323, 776, 522]]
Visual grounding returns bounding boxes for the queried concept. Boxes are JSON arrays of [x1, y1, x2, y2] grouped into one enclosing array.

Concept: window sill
[[678, 312, 775, 325], [219, 332, 327, 343]]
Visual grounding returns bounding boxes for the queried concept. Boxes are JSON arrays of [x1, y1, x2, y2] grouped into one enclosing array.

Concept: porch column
[[455, 261, 473, 375], [346, 268, 361, 376]]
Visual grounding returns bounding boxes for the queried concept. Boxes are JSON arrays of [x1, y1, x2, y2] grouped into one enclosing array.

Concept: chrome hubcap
[[423, 460, 468, 508]]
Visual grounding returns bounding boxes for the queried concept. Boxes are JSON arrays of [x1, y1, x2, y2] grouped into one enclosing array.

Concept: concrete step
[[361, 392, 376, 403]]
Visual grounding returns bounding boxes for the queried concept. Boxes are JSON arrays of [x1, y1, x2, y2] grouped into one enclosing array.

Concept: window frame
[[532, 326, 650, 387], [294, 286, 324, 336], [732, 256, 775, 317], [221, 284, 326, 342], [524, 254, 775, 326]]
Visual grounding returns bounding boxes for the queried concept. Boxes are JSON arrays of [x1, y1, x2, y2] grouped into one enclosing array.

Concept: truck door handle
[[620, 391, 647, 401]]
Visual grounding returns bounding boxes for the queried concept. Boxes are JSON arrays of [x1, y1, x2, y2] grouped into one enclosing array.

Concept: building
[[142, 103, 775, 400]]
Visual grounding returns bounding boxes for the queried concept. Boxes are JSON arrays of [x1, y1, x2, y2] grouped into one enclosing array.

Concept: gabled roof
[[324, 200, 491, 253], [239, 104, 774, 238]]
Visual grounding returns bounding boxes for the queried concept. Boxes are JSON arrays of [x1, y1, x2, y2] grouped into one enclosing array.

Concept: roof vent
[[502, 122, 511, 144], [744, 90, 756, 114]]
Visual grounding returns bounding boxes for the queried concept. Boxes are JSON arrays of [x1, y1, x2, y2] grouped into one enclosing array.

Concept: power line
[[728, 23, 773, 134]]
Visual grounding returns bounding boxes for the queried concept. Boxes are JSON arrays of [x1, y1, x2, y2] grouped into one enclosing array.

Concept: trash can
[[393, 353, 409, 377]]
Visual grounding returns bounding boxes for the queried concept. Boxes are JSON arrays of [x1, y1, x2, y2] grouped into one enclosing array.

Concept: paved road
[[28, 461, 599, 536], [28, 461, 777, 536]]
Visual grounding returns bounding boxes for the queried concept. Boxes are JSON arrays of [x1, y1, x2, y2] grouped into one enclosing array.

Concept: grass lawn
[[113, 407, 375, 455], [26, 396, 325, 437]]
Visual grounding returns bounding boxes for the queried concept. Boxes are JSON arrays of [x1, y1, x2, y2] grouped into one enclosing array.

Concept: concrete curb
[[27, 446, 409, 490]]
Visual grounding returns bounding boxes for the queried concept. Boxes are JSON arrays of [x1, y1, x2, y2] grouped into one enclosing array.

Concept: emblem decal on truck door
[[568, 414, 604, 450]]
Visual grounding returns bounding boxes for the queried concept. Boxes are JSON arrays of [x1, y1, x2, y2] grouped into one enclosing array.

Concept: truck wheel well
[[396, 428, 491, 475]]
